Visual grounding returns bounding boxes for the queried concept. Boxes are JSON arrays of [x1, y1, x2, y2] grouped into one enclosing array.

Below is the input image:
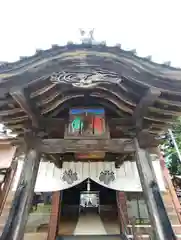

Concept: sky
[[0, 0, 181, 67]]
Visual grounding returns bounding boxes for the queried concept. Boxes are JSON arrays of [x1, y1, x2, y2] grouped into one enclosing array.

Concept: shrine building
[[0, 36, 181, 240]]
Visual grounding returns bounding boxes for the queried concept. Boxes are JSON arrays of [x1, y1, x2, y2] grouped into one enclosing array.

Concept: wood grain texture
[[0, 44, 180, 139], [47, 191, 61, 240], [39, 138, 135, 153]]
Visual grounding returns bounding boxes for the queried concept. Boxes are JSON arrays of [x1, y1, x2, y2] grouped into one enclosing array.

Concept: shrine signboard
[[65, 108, 109, 139], [75, 152, 105, 160]]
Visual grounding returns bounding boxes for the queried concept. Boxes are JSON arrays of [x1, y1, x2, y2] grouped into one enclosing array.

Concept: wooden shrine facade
[[0, 43, 181, 240]]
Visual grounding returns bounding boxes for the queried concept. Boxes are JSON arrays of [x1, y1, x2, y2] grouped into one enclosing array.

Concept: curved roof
[[0, 43, 181, 139]]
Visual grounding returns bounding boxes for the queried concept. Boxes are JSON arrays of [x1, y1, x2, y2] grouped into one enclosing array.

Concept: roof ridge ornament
[[80, 28, 95, 44], [163, 61, 171, 66]]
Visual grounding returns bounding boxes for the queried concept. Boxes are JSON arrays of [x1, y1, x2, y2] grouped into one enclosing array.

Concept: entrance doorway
[[59, 179, 120, 236], [79, 190, 100, 214]]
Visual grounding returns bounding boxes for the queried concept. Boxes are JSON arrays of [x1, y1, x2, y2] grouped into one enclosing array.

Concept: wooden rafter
[[40, 117, 65, 129], [10, 87, 40, 128], [137, 131, 160, 148], [0, 74, 48, 96], [48, 154, 63, 168], [0, 44, 180, 138], [6, 117, 164, 141], [42, 117, 132, 130], [132, 87, 161, 132], [40, 117, 163, 135], [108, 117, 133, 126]]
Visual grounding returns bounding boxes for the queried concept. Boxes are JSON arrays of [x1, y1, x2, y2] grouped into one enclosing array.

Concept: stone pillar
[[116, 191, 129, 232], [134, 138, 176, 240], [0, 146, 41, 240]]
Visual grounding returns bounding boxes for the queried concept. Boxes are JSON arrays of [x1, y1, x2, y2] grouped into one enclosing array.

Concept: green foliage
[[167, 153, 181, 176], [163, 118, 181, 176]]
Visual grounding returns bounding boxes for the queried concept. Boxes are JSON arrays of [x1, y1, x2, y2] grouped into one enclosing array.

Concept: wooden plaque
[[65, 108, 109, 139]]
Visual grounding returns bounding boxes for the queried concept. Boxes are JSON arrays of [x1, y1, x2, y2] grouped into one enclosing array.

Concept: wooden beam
[[108, 117, 133, 126], [116, 191, 129, 234], [43, 117, 130, 128], [26, 116, 160, 132], [0, 99, 14, 108], [137, 131, 161, 148], [160, 153, 181, 224], [47, 191, 61, 240], [10, 87, 40, 128], [0, 145, 41, 240], [0, 75, 48, 97], [110, 118, 161, 147], [12, 131, 160, 150], [132, 88, 161, 131], [38, 117, 162, 142], [39, 138, 135, 153], [134, 138, 176, 240], [40, 117, 132, 131], [40, 118, 65, 131], [0, 161, 18, 216], [48, 154, 63, 168], [35, 117, 166, 138]]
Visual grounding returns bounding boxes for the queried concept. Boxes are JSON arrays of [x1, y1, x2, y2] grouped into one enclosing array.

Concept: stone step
[[0, 207, 10, 216], [127, 224, 181, 235], [0, 232, 47, 240], [57, 235, 128, 240], [168, 215, 180, 225], [57, 234, 181, 240], [0, 192, 14, 228], [0, 217, 8, 225], [23, 233, 47, 240], [74, 213, 107, 235], [161, 188, 181, 236], [165, 206, 176, 213], [173, 226, 181, 235]]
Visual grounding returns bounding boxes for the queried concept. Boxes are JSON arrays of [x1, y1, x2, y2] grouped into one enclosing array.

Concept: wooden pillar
[[160, 152, 181, 223], [134, 138, 176, 240], [0, 161, 18, 216], [47, 191, 61, 240], [116, 191, 129, 233], [0, 146, 41, 240]]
